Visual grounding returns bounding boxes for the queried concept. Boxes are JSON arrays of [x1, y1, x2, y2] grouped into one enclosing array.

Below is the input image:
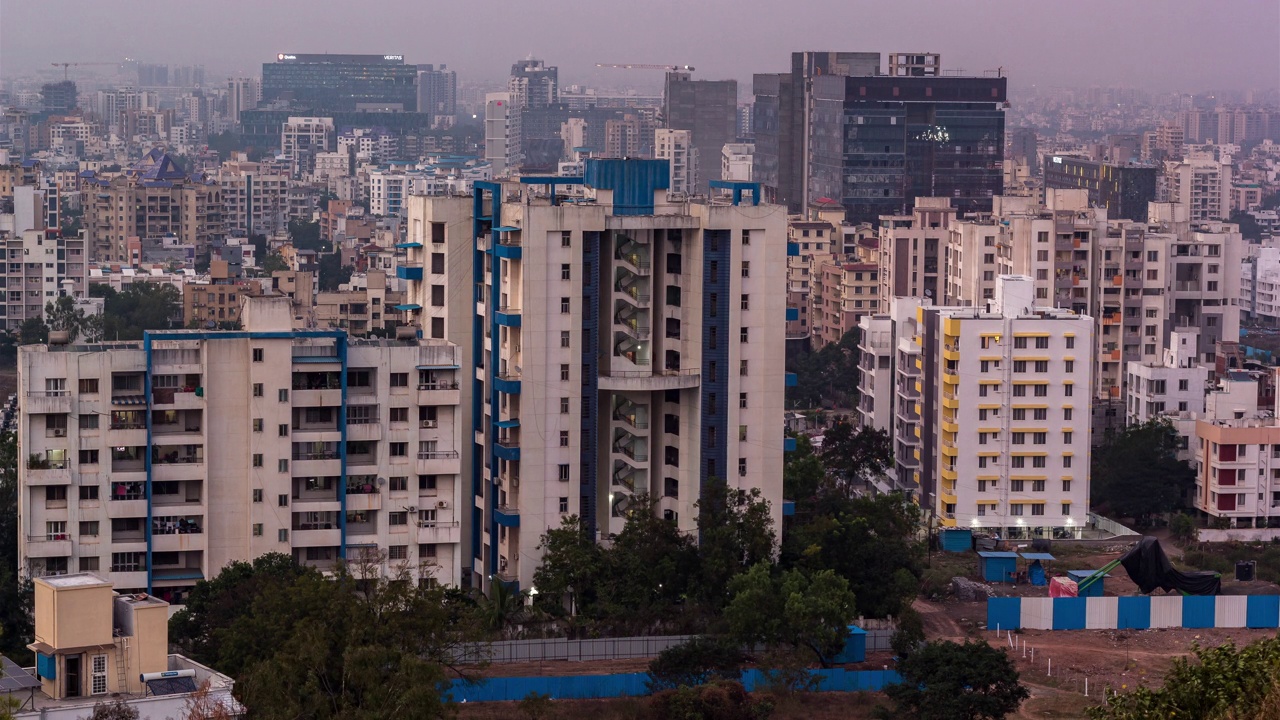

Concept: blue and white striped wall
[[987, 595, 1280, 631]]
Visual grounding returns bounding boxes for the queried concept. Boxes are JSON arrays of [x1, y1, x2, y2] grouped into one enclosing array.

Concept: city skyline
[[1, 0, 1277, 93]]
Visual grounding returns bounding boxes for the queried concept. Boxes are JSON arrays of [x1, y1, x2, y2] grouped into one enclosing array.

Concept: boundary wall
[[987, 595, 1280, 631]]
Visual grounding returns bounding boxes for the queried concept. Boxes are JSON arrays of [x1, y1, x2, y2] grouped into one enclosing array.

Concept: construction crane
[[51, 62, 117, 80], [597, 63, 695, 73]]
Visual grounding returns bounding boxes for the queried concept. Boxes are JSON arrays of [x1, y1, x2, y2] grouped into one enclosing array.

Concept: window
[[79, 378, 99, 394], [561, 331, 571, 348], [252, 348, 264, 362], [278, 423, 289, 437], [1031, 504, 1045, 516], [253, 383, 264, 397], [739, 393, 748, 409], [1012, 456, 1026, 468], [278, 459, 289, 473], [1065, 336, 1075, 349], [1064, 360, 1074, 373], [1014, 361, 1027, 373], [390, 373, 408, 387], [978, 457, 988, 469], [559, 431, 569, 447], [251, 523, 264, 537], [560, 364, 570, 381], [79, 415, 98, 430], [79, 485, 98, 501], [389, 476, 408, 492], [738, 458, 748, 477], [79, 450, 99, 465], [252, 418, 263, 432], [79, 521, 99, 536], [740, 294, 750, 311], [278, 388, 289, 402], [278, 529, 289, 542], [390, 407, 408, 423], [1035, 361, 1048, 373], [561, 263, 571, 281], [1010, 504, 1024, 517], [1012, 408, 1025, 420], [1033, 456, 1047, 469], [419, 475, 438, 490], [389, 512, 408, 526], [560, 397, 570, 414], [391, 442, 408, 457], [1064, 431, 1073, 444], [1032, 479, 1046, 491], [557, 464, 570, 481], [111, 552, 145, 572], [560, 297, 570, 314], [1061, 503, 1071, 516], [1012, 432, 1026, 445], [559, 497, 569, 513], [79, 557, 99, 572], [91, 654, 108, 695], [1033, 432, 1047, 444], [252, 454, 263, 468], [1014, 337, 1027, 349], [1033, 384, 1048, 397], [741, 261, 750, 278], [45, 486, 67, 506], [1063, 480, 1072, 492], [1033, 408, 1048, 421], [1035, 337, 1049, 349], [1063, 455, 1073, 468], [1064, 384, 1074, 397], [1013, 385, 1026, 397]]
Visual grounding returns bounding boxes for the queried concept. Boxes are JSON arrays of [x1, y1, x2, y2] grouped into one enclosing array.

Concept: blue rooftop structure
[[129, 148, 189, 182]]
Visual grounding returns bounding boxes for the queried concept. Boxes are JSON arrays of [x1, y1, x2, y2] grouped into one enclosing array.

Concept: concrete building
[[215, 160, 289, 236], [82, 150, 224, 263], [655, 129, 695, 196], [262, 54, 418, 112], [877, 197, 956, 309], [1243, 246, 1280, 325], [811, 259, 878, 350], [862, 276, 1094, 536], [1125, 329, 1209, 460], [0, 228, 89, 332], [721, 143, 753, 182], [784, 216, 841, 343], [484, 93, 512, 177], [403, 159, 787, 591], [1191, 371, 1280, 528], [416, 64, 457, 126], [226, 78, 261, 124], [17, 296, 464, 599], [855, 312, 896, 433], [12, 574, 239, 718], [182, 260, 260, 329], [280, 117, 334, 179], [508, 59, 558, 110], [1164, 153, 1232, 222]]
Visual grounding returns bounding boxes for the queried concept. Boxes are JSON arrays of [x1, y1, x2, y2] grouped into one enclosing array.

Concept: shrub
[[891, 605, 926, 658], [647, 636, 746, 692], [648, 680, 772, 720]]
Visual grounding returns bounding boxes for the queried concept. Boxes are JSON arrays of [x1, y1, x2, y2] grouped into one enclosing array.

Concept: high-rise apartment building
[[877, 197, 956, 308], [508, 59, 558, 110], [215, 160, 289, 236], [280, 116, 334, 178], [0, 187, 88, 331], [226, 78, 261, 124], [416, 64, 458, 125], [484, 93, 512, 177], [663, 73, 737, 190], [83, 150, 224, 263], [403, 159, 787, 590], [655, 129, 696, 195], [859, 276, 1093, 537], [17, 296, 464, 597], [40, 81, 78, 114], [262, 54, 418, 112], [1163, 153, 1232, 222]]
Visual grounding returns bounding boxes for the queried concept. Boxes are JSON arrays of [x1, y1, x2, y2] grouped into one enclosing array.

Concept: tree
[[820, 416, 894, 497], [646, 636, 746, 691], [1230, 210, 1266, 241], [648, 680, 772, 720], [886, 640, 1029, 720], [1169, 513, 1199, 546], [595, 498, 700, 633], [0, 432, 33, 664], [786, 329, 862, 409], [891, 604, 926, 658], [18, 317, 47, 345], [694, 482, 776, 607], [44, 296, 92, 343], [783, 492, 924, 619], [783, 434, 825, 505], [724, 563, 856, 667], [478, 579, 530, 638], [318, 252, 353, 291], [89, 283, 182, 340], [1092, 418, 1195, 524], [531, 515, 605, 625], [260, 253, 289, 274], [288, 219, 325, 252], [1089, 638, 1280, 720]]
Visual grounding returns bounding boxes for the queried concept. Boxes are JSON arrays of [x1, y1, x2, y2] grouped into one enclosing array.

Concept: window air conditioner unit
[[421, 420, 437, 428], [437, 500, 449, 509], [52, 428, 66, 437], [406, 506, 416, 513], [511, 477, 519, 488]]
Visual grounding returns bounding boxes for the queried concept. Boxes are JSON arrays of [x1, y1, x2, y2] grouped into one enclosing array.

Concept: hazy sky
[[2, 0, 1277, 92]]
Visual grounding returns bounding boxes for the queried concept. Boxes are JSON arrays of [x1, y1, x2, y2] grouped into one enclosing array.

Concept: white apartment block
[[1164, 153, 1232, 222], [877, 197, 956, 308], [215, 161, 289, 236], [404, 159, 787, 591], [0, 227, 89, 331], [1242, 246, 1280, 325], [1192, 372, 1280, 529], [785, 218, 838, 342], [280, 117, 334, 179], [484, 93, 511, 177], [17, 296, 464, 602], [227, 77, 261, 123], [656, 129, 696, 195], [721, 143, 754, 183], [865, 276, 1094, 537]]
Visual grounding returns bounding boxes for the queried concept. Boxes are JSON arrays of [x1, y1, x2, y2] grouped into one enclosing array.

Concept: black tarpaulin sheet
[[1119, 537, 1221, 595]]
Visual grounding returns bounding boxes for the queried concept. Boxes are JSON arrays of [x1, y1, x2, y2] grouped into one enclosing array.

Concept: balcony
[[397, 263, 424, 281], [598, 367, 700, 392], [494, 506, 520, 528], [494, 438, 521, 462], [417, 450, 460, 474], [416, 520, 461, 544], [24, 391, 70, 415], [25, 535, 73, 558], [418, 381, 461, 406], [292, 345, 341, 364]]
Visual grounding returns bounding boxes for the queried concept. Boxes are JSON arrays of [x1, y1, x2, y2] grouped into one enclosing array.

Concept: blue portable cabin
[[978, 551, 1019, 583], [1068, 569, 1109, 597], [830, 626, 868, 664], [940, 528, 973, 553]]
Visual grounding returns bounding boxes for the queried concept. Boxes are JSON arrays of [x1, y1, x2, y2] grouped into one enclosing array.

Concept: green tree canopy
[[260, 253, 289, 274], [88, 283, 182, 340], [724, 563, 857, 667], [1092, 418, 1195, 524], [318, 252, 354, 292], [1089, 638, 1280, 720], [819, 416, 894, 497], [0, 432, 33, 664], [694, 482, 776, 606], [288, 219, 325, 252], [786, 329, 861, 409], [886, 640, 1030, 720]]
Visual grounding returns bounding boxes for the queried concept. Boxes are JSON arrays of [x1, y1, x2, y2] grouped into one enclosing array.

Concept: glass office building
[[262, 53, 418, 112]]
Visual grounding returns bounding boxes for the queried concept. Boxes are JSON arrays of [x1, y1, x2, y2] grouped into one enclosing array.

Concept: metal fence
[[457, 627, 896, 665]]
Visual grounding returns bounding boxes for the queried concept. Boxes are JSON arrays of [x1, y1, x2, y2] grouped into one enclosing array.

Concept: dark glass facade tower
[[1044, 156, 1158, 222], [262, 54, 418, 112]]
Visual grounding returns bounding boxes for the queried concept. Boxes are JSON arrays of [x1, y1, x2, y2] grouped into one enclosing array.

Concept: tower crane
[[51, 62, 117, 80], [596, 63, 695, 73]]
